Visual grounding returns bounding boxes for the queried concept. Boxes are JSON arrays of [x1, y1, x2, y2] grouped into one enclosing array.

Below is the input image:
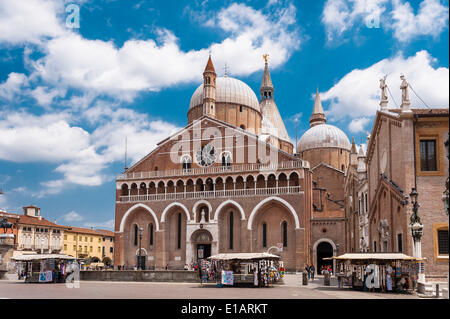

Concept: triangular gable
[[125, 115, 301, 173]]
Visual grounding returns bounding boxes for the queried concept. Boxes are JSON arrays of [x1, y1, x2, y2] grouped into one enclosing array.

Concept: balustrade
[[119, 186, 302, 203]]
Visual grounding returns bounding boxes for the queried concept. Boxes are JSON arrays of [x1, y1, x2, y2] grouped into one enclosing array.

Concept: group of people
[[303, 264, 333, 279], [304, 264, 316, 280], [320, 265, 333, 275]]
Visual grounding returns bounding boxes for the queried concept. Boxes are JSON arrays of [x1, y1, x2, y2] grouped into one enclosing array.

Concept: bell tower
[[203, 55, 216, 118]]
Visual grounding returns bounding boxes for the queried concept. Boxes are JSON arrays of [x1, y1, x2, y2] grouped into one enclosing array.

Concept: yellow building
[[63, 226, 103, 262], [96, 229, 115, 266]]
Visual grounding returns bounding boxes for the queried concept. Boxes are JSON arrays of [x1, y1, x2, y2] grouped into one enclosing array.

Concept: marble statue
[[400, 75, 411, 107]]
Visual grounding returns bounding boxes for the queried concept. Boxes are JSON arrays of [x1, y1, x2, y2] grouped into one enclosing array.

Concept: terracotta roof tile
[[65, 226, 102, 236], [95, 229, 115, 237], [18, 215, 68, 229]]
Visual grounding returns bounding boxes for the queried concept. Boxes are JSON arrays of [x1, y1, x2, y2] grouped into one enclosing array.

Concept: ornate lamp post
[[138, 227, 143, 270], [409, 188, 425, 290]]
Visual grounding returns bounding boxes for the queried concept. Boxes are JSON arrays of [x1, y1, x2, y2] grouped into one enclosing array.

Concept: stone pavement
[[0, 273, 419, 299]]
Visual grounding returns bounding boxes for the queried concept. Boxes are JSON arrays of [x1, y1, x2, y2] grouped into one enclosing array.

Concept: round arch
[[119, 203, 160, 232], [213, 199, 246, 222], [161, 202, 191, 223], [247, 196, 300, 230], [312, 238, 337, 274], [135, 248, 148, 256]]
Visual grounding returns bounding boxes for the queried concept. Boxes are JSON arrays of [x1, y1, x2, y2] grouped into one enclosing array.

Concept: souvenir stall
[[12, 254, 76, 283], [207, 253, 282, 287], [326, 253, 420, 293]]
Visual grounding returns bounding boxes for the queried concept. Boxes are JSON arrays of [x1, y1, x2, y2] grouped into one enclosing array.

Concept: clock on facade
[[196, 144, 217, 167]]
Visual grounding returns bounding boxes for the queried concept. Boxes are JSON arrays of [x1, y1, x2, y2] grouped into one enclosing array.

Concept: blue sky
[[0, 0, 448, 229]]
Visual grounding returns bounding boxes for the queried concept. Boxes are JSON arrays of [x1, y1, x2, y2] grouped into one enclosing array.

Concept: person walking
[[309, 265, 315, 280], [304, 264, 310, 280], [198, 264, 203, 286]]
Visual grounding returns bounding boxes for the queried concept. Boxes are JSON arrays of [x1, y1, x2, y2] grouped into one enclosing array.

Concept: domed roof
[[297, 124, 351, 152], [189, 76, 260, 112]]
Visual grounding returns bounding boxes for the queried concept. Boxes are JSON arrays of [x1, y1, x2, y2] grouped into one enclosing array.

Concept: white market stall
[[207, 253, 284, 287], [12, 254, 77, 283], [324, 253, 422, 293]]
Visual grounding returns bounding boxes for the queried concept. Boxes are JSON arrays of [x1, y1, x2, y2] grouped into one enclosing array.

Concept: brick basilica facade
[[114, 56, 353, 271]]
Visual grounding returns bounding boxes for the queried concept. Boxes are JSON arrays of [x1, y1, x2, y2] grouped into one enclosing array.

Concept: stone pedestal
[[0, 234, 15, 272]]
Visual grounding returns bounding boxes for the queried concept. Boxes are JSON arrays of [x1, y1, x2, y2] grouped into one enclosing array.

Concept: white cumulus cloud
[[322, 0, 448, 43], [320, 50, 449, 121], [391, 0, 449, 42]]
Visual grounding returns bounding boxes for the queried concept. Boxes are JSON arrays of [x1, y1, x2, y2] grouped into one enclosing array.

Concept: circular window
[[195, 144, 216, 167]]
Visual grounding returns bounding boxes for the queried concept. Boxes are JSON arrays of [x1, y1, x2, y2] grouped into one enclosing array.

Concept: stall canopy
[[12, 254, 75, 261], [324, 253, 420, 261], [208, 253, 281, 261]]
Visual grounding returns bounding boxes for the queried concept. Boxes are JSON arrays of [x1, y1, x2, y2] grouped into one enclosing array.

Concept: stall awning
[[323, 253, 421, 261], [208, 253, 281, 261], [12, 254, 75, 261]]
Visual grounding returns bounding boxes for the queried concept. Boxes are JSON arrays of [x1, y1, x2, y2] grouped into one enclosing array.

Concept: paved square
[[0, 275, 419, 299]]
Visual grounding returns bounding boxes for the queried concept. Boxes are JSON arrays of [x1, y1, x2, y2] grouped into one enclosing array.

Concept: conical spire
[[261, 60, 273, 88], [309, 88, 327, 127], [204, 55, 215, 73], [357, 144, 365, 158], [260, 54, 274, 100], [313, 87, 324, 115], [351, 137, 357, 153]]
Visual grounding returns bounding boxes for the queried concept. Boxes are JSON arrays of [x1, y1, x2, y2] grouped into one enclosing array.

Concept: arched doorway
[[190, 230, 213, 262], [316, 242, 333, 273]]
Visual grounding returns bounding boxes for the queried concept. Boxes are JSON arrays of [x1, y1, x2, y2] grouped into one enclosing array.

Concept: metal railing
[[119, 186, 302, 203], [117, 160, 309, 180]]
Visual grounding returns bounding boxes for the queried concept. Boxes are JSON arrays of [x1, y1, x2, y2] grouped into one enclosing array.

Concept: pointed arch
[[119, 203, 160, 232], [247, 196, 300, 230], [213, 199, 245, 221], [192, 200, 213, 222], [161, 202, 191, 223]]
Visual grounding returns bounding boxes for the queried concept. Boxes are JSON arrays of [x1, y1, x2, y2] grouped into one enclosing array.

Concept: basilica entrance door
[[196, 244, 211, 261]]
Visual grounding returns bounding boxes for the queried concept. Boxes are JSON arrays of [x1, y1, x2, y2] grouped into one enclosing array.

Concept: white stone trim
[[213, 199, 246, 221], [119, 203, 160, 232], [161, 202, 191, 223], [192, 200, 213, 222], [247, 196, 300, 230], [135, 248, 148, 256]]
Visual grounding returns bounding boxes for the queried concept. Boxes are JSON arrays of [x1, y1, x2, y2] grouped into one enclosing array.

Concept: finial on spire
[[223, 63, 229, 77], [263, 53, 269, 64]]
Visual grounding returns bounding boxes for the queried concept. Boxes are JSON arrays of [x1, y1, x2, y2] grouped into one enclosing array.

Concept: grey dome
[[189, 76, 260, 112], [297, 124, 351, 152]]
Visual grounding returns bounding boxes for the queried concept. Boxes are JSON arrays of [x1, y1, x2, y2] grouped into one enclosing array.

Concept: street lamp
[[138, 227, 143, 270], [409, 188, 425, 290]]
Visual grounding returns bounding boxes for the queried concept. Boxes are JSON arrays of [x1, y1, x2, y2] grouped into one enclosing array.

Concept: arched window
[[149, 224, 154, 246], [221, 152, 232, 169], [240, 125, 245, 130], [133, 224, 138, 246], [239, 106, 243, 112], [282, 221, 287, 247], [181, 155, 192, 171], [262, 223, 267, 248], [365, 193, 368, 212], [177, 213, 182, 249], [229, 211, 234, 250], [341, 164, 345, 171]]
